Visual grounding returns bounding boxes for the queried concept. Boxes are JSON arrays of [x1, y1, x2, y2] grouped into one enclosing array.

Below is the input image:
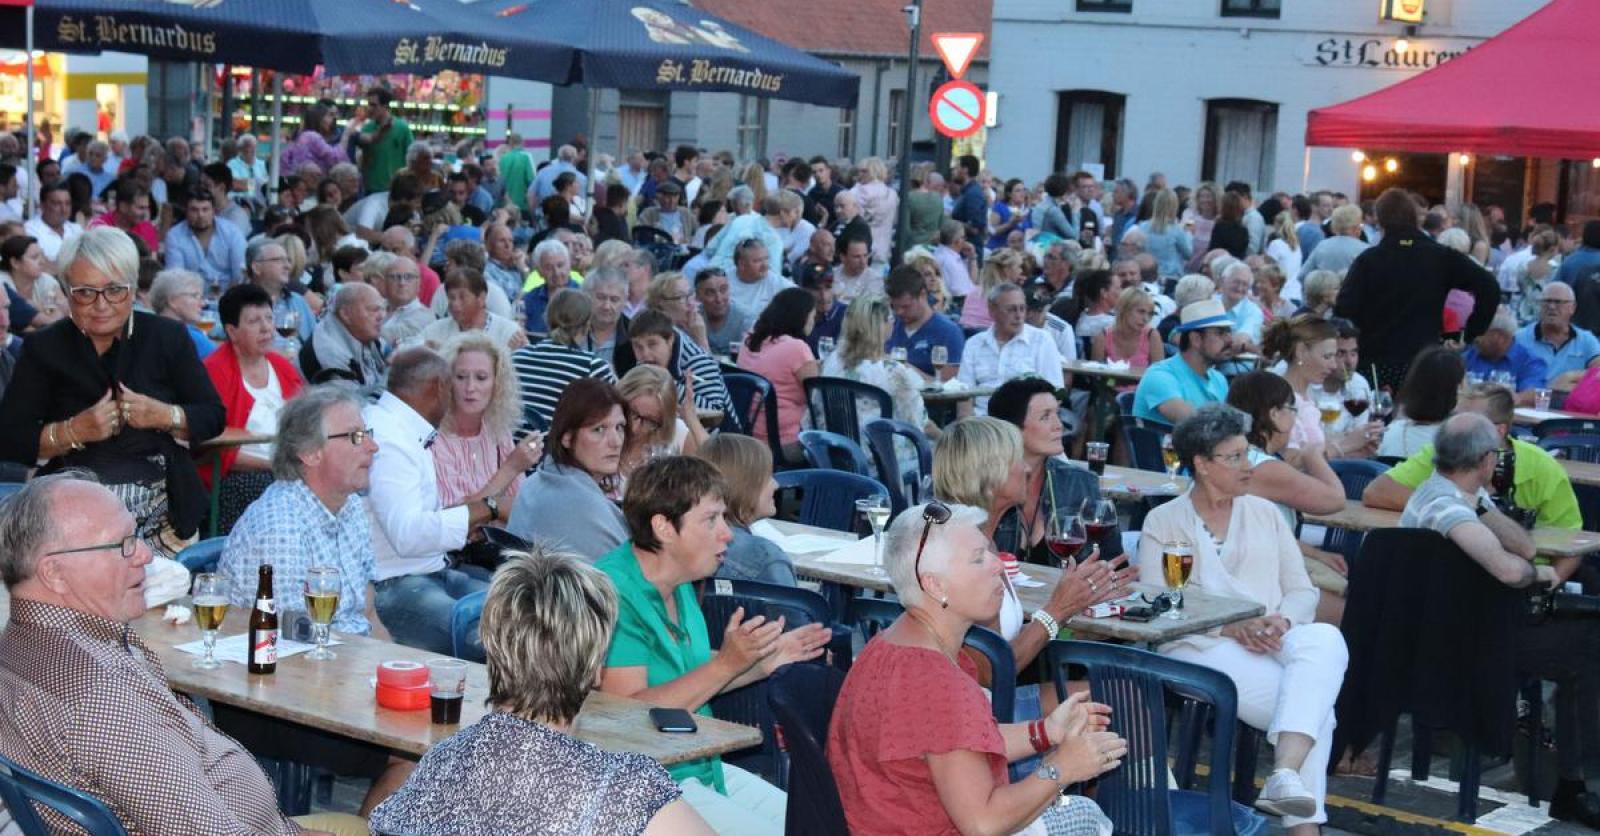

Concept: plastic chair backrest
[[1575, 482, 1600, 532], [701, 579, 837, 783], [1046, 640, 1248, 835], [767, 663, 849, 834], [862, 418, 934, 516], [1116, 391, 1173, 474], [0, 482, 23, 503], [1540, 435, 1600, 464], [797, 430, 875, 476], [449, 590, 487, 663], [721, 371, 787, 465], [0, 752, 128, 836], [773, 469, 889, 532], [1329, 459, 1387, 500], [175, 537, 226, 575], [1534, 418, 1600, 441], [849, 597, 904, 638], [804, 376, 893, 446]]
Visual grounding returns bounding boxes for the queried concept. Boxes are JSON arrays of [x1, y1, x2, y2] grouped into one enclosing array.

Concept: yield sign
[[931, 32, 983, 79]]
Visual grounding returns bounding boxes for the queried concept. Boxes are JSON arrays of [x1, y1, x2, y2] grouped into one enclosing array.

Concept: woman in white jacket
[[849, 157, 899, 265], [1137, 404, 1348, 836]]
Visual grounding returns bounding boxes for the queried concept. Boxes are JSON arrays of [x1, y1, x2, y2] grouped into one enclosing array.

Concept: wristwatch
[[483, 495, 500, 521]]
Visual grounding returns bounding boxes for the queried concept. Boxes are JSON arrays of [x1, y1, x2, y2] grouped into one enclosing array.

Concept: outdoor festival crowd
[[2, 84, 1600, 835]]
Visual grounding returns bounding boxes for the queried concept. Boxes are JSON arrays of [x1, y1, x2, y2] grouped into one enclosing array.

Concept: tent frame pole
[[268, 72, 283, 206], [23, 4, 34, 219]]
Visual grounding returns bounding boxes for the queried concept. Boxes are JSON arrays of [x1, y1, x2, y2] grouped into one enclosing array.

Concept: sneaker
[[1254, 768, 1317, 819]]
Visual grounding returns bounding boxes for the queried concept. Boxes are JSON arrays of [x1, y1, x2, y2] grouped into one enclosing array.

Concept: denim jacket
[[994, 457, 1123, 562]]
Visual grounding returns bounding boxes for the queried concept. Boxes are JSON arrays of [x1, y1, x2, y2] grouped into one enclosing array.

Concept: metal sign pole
[[891, 0, 923, 267]]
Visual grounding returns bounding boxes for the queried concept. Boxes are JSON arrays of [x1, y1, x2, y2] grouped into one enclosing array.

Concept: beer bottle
[[247, 564, 278, 675]]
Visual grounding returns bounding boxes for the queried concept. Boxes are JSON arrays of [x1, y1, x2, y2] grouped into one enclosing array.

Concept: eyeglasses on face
[[1208, 449, 1250, 469], [326, 427, 375, 446], [385, 273, 419, 283], [46, 533, 140, 560], [912, 500, 953, 584], [67, 284, 133, 306]]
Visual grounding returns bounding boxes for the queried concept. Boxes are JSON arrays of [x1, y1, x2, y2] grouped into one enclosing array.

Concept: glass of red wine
[[1342, 395, 1370, 420], [1046, 510, 1087, 567], [1081, 498, 1118, 550]]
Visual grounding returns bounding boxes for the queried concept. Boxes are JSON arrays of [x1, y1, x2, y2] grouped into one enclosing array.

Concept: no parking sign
[[929, 79, 986, 139]]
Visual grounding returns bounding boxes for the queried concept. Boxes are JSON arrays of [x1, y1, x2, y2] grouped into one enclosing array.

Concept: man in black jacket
[[1334, 187, 1500, 389]]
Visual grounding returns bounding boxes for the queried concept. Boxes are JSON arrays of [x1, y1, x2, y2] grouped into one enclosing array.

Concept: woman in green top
[[596, 455, 832, 836]]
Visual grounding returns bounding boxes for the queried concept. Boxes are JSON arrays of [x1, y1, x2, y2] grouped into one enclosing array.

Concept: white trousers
[[679, 763, 787, 836], [1165, 622, 1348, 827]]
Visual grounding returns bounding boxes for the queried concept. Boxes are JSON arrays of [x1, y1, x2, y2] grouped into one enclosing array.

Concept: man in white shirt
[[24, 184, 83, 270], [365, 347, 509, 655], [376, 253, 433, 345], [832, 237, 882, 302], [957, 282, 1064, 413], [726, 236, 792, 317]]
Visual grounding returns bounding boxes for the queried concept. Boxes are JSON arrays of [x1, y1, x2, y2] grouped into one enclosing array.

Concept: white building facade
[[986, 0, 1547, 195]]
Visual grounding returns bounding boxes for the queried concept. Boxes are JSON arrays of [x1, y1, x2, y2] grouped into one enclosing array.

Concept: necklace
[[904, 608, 961, 664]]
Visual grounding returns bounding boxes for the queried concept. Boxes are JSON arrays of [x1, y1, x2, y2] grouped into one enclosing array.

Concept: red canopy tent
[[1305, 0, 1600, 160]]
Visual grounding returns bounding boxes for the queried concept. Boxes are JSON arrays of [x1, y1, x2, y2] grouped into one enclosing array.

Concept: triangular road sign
[[931, 32, 983, 79]]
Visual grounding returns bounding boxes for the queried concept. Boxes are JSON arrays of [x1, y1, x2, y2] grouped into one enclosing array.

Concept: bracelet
[[45, 421, 58, 452], [168, 405, 183, 433], [1027, 719, 1051, 754], [62, 418, 85, 452], [1031, 608, 1061, 639]]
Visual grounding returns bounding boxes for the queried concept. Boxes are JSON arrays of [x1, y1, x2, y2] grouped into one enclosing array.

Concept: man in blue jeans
[[366, 347, 510, 655]]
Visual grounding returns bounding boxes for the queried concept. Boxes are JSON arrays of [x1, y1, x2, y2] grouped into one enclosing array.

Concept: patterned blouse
[[368, 711, 680, 836], [431, 426, 524, 508]]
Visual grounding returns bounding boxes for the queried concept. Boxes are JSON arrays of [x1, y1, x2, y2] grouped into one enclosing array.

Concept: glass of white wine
[[304, 566, 342, 661], [930, 344, 949, 377], [191, 573, 228, 670], [855, 496, 891, 577]]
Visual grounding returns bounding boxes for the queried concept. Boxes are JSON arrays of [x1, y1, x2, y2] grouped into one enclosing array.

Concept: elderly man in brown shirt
[[0, 473, 366, 835]]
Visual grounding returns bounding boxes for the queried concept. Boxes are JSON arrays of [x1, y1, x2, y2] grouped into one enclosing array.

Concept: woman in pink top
[[432, 332, 543, 508], [959, 249, 1024, 330], [736, 287, 819, 462], [1091, 286, 1165, 393]]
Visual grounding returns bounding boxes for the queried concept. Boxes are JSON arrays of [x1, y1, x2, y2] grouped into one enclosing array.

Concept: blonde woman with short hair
[[433, 331, 542, 508], [850, 156, 900, 264], [698, 434, 795, 586], [960, 247, 1023, 329], [902, 247, 950, 312], [1265, 211, 1303, 296], [369, 550, 714, 835], [616, 364, 707, 483], [820, 295, 935, 449], [1137, 188, 1192, 278]]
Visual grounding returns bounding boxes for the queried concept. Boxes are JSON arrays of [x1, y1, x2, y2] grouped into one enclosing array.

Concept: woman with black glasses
[[0, 227, 223, 555], [827, 499, 1122, 836]]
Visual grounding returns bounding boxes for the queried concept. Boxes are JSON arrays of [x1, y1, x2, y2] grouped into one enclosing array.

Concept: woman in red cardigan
[[199, 282, 304, 533]]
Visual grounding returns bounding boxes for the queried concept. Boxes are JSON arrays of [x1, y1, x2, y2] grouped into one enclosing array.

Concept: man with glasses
[[1132, 299, 1233, 424], [1517, 282, 1600, 387], [377, 252, 431, 346], [244, 238, 315, 351], [1462, 308, 1548, 405], [0, 474, 367, 834], [163, 190, 247, 294], [216, 386, 414, 817], [955, 283, 1063, 413]]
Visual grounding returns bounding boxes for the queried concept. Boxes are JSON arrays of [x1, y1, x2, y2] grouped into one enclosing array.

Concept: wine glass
[[1160, 541, 1194, 620], [1371, 388, 1395, 422], [303, 566, 342, 661], [1045, 509, 1087, 568], [1161, 434, 1180, 478], [855, 496, 890, 577], [890, 346, 908, 365], [931, 344, 949, 377], [1081, 498, 1118, 552], [817, 336, 835, 358], [276, 308, 302, 356], [191, 573, 228, 670]]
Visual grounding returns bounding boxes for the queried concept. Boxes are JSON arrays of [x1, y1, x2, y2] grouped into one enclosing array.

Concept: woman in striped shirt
[[511, 288, 618, 430], [433, 332, 543, 508]]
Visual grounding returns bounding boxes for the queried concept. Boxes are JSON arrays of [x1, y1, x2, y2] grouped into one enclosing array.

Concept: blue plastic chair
[[0, 752, 128, 836], [175, 537, 226, 575], [449, 590, 487, 663], [767, 662, 849, 835], [796, 429, 875, 476], [0, 482, 24, 503], [721, 370, 787, 467], [773, 469, 889, 532], [862, 418, 933, 516], [1533, 418, 1600, 441], [1576, 482, 1600, 533], [1115, 391, 1173, 473], [1540, 435, 1600, 464], [1045, 641, 1268, 836], [699, 578, 845, 785], [804, 376, 893, 446], [1320, 459, 1389, 568], [848, 598, 1015, 725]]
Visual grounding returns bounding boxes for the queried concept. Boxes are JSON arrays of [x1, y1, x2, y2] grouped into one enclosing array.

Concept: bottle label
[[255, 596, 276, 615], [252, 628, 278, 665]]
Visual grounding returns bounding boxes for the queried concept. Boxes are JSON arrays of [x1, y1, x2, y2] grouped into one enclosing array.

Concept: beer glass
[[428, 658, 468, 725], [191, 573, 228, 670], [1161, 434, 1180, 478], [303, 566, 342, 661], [1161, 541, 1195, 620]]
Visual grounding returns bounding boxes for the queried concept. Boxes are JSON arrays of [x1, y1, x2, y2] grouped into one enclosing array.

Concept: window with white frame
[[1203, 98, 1278, 192]]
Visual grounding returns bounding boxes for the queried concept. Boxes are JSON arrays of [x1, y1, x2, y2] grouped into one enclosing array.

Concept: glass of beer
[[191, 573, 228, 670], [1161, 541, 1195, 620], [427, 658, 468, 725], [1161, 434, 1180, 478], [303, 566, 342, 661]]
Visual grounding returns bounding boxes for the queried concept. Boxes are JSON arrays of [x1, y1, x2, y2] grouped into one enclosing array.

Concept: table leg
[[207, 450, 223, 539]]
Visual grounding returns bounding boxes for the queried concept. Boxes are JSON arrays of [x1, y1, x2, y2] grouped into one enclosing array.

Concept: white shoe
[[1254, 768, 1317, 819]]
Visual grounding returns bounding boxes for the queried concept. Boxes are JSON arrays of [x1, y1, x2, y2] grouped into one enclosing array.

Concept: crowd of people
[[0, 84, 1598, 833]]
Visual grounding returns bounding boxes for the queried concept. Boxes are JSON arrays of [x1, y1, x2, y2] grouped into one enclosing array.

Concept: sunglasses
[[912, 500, 952, 584]]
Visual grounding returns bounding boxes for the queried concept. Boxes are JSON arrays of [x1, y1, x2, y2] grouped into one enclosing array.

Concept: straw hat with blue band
[[1172, 299, 1234, 333]]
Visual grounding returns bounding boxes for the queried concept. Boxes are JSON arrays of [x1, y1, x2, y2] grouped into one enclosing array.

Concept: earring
[[940, 596, 949, 609]]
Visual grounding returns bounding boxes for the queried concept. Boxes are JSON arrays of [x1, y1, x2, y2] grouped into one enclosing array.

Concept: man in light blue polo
[[1516, 282, 1600, 386], [1132, 299, 1232, 424], [163, 190, 247, 293]]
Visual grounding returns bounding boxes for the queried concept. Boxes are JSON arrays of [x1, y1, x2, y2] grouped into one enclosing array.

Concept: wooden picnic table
[[131, 609, 761, 765], [1513, 407, 1594, 427], [1095, 463, 1188, 502], [919, 384, 996, 406], [1062, 359, 1146, 384], [1302, 499, 1600, 560], [1563, 459, 1600, 488], [195, 432, 276, 539], [767, 520, 1263, 644]]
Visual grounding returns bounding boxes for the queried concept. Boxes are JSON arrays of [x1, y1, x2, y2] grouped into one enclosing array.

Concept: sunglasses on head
[[912, 500, 952, 584]]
